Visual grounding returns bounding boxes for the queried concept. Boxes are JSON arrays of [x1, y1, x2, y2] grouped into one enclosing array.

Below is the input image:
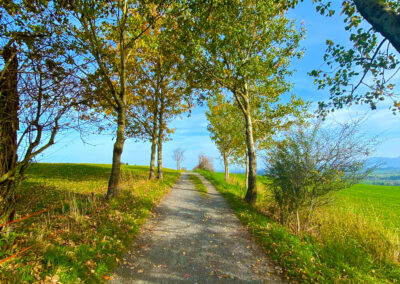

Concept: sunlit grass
[[188, 174, 208, 195], [0, 163, 180, 283], [198, 169, 400, 283]]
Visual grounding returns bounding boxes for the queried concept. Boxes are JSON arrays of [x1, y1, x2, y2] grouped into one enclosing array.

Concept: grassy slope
[[197, 170, 400, 283], [0, 163, 180, 283]]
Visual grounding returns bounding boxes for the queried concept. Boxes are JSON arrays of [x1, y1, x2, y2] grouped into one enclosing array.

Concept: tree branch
[[354, 0, 400, 54]]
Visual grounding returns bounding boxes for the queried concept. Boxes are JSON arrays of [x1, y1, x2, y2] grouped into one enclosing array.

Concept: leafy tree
[[290, 1, 400, 114], [0, 1, 81, 224], [266, 119, 376, 231], [172, 148, 184, 171], [126, 45, 192, 179], [68, 0, 167, 198], [206, 94, 245, 181], [182, 0, 304, 204]]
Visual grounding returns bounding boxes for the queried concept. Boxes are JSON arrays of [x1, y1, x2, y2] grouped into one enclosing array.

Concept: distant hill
[[367, 157, 400, 169]]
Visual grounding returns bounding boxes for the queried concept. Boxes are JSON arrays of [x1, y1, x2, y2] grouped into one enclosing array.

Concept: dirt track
[[110, 172, 282, 283]]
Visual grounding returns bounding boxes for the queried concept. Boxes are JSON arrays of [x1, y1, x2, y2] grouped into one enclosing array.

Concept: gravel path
[[110, 172, 282, 283]]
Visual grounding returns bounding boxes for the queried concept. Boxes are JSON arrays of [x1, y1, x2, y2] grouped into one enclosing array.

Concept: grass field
[[0, 163, 180, 283], [334, 184, 400, 230], [198, 170, 400, 283]]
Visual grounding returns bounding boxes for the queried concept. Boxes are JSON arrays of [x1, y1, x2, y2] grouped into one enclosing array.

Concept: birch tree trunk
[[233, 82, 257, 204], [245, 153, 249, 189], [243, 108, 257, 204], [223, 151, 229, 181]]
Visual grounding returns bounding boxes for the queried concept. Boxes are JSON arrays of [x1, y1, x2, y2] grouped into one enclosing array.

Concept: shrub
[[193, 153, 214, 171], [266, 119, 376, 231]]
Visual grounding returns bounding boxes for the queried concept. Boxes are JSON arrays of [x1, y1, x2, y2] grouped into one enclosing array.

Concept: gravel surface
[[110, 172, 283, 283]]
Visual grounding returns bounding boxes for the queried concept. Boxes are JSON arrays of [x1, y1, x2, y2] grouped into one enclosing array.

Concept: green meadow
[[198, 170, 400, 283], [0, 163, 180, 283], [2, 163, 400, 283], [334, 184, 400, 230]]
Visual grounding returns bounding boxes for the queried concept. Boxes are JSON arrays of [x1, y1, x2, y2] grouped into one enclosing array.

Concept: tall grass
[[226, 172, 400, 263], [198, 169, 400, 283]]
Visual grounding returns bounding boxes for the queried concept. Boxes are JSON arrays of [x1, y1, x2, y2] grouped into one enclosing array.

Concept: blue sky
[[39, 2, 400, 172]]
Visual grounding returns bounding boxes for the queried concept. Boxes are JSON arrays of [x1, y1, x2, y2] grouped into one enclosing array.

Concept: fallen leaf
[[138, 269, 144, 273], [51, 274, 59, 283]]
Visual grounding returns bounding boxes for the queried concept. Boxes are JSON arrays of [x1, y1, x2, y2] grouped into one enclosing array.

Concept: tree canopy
[[298, 0, 400, 114]]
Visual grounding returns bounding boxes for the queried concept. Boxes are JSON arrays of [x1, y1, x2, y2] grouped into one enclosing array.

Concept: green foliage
[[267, 120, 375, 227], [303, 0, 400, 114], [182, 0, 307, 202], [0, 163, 180, 283], [198, 169, 400, 283], [182, 0, 306, 123], [206, 93, 245, 165]]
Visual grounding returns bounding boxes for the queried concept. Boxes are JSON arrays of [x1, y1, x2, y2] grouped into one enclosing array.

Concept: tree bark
[[106, 12, 128, 199], [157, 97, 164, 179], [243, 109, 257, 204], [353, 0, 400, 54], [223, 151, 229, 181], [177, 160, 180, 171], [233, 83, 257, 204], [149, 108, 158, 180], [245, 152, 249, 189], [0, 44, 18, 225], [106, 105, 126, 199]]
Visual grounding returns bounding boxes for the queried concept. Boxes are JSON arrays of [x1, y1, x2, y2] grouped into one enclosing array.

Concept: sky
[[39, 2, 400, 172]]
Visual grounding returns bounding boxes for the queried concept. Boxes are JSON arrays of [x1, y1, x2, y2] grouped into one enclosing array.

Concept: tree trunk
[[353, 0, 400, 54], [245, 153, 249, 189], [157, 98, 164, 179], [157, 129, 163, 179], [177, 160, 180, 171], [0, 44, 18, 225], [149, 108, 158, 180], [233, 83, 257, 205], [223, 152, 229, 181], [106, 105, 126, 199], [243, 109, 257, 204]]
